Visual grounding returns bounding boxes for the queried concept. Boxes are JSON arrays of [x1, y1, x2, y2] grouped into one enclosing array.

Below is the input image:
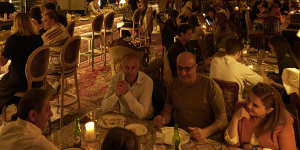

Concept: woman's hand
[[232, 107, 250, 121]]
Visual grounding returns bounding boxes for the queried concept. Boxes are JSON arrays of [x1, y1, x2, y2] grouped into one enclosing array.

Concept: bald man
[[154, 52, 228, 142], [101, 53, 153, 119]]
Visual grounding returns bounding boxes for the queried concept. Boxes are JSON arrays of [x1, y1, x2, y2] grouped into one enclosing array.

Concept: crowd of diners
[[0, 0, 299, 150]]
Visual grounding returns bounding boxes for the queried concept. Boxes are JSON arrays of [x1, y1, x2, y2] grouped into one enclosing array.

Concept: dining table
[[47, 107, 230, 150]]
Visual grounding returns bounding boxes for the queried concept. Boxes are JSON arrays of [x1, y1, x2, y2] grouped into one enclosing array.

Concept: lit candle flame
[[234, 6, 239, 11], [203, 13, 206, 17]]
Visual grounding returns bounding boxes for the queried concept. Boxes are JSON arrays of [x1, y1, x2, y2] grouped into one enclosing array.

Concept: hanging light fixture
[[297, 30, 300, 38]]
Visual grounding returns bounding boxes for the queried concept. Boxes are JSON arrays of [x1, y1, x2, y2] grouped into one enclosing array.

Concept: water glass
[[257, 49, 265, 65]]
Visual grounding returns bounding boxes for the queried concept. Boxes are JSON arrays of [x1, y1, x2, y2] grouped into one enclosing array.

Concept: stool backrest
[[92, 14, 104, 33], [60, 36, 81, 70], [25, 46, 50, 89], [104, 12, 115, 30], [67, 21, 75, 37]]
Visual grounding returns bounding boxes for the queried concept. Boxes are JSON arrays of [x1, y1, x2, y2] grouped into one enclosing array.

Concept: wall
[[57, 0, 85, 10]]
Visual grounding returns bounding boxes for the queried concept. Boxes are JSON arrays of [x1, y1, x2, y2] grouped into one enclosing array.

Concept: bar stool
[[80, 14, 104, 70], [48, 36, 81, 128], [101, 12, 115, 66]]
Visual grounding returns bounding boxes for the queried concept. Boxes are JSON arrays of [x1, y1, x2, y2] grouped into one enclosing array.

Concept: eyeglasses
[[177, 64, 196, 72]]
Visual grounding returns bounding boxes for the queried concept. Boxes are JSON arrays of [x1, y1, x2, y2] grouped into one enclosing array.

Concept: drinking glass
[[257, 49, 265, 65]]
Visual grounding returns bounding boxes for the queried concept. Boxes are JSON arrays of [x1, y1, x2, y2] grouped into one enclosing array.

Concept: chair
[[48, 36, 81, 128], [2, 46, 50, 122], [101, 12, 115, 66], [120, 9, 142, 42], [66, 21, 75, 37], [213, 79, 239, 119], [80, 14, 104, 70]]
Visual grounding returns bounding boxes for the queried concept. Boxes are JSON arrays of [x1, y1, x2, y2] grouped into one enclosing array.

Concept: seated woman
[[89, 0, 101, 15], [29, 6, 44, 35], [225, 83, 297, 150], [0, 13, 43, 111], [102, 127, 139, 150]]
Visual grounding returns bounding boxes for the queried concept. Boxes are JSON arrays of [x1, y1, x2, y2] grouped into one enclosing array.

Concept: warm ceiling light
[[120, 0, 126, 4], [297, 30, 300, 38]]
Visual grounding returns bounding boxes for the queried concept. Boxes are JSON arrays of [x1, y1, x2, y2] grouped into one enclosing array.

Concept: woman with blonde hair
[[0, 13, 43, 114], [225, 82, 297, 150]]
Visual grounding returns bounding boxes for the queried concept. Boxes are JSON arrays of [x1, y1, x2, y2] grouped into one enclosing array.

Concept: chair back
[[263, 16, 280, 34], [60, 36, 81, 71], [25, 46, 50, 89], [104, 12, 114, 30], [245, 11, 252, 33], [132, 9, 141, 26], [67, 21, 75, 37], [92, 14, 104, 33], [213, 79, 239, 119]]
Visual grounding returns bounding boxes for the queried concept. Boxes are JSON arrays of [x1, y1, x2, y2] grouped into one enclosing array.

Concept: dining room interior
[[0, 0, 300, 150]]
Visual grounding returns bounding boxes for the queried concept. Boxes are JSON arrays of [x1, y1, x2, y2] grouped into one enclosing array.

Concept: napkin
[[282, 68, 299, 95]]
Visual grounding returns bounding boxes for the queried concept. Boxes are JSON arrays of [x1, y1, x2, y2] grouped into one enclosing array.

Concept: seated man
[[42, 2, 67, 27], [154, 52, 228, 142], [0, 89, 58, 150], [89, 0, 101, 15], [167, 24, 194, 77], [101, 53, 153, 119], [42, 11, 70, 75], [210, 38, 264, 101]]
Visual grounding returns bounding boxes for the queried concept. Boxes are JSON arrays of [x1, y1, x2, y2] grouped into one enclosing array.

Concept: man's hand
[[188, 127, 209, 142], [116, 80, 129, 97], [153, 115, 167, 127], [232, 107, 250, 121]]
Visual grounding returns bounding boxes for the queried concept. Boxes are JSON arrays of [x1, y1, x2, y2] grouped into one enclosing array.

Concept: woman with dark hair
[[0, 13, 43, 111], [268, 35, 298, 85], [102, 127, 139, 150], [225, 83, 297, 150], [29, 6, 44, 34]]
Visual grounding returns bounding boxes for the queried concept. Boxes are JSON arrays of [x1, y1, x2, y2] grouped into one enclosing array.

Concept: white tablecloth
[[282, 68, 299, 95]]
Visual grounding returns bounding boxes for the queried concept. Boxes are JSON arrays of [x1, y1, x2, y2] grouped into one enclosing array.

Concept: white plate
[[79, 17, 89, 21], [125, 123, 148, 136], [98, 113, 126, 128], [156, 127, 190, 145]]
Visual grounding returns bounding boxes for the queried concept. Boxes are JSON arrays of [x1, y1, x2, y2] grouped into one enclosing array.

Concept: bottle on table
[[173, 124, 180, 150], [74, 116, 82, 148]]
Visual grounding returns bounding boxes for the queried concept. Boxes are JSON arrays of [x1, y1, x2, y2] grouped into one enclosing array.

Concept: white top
[[0, 118, 59, 150], [282, 68, 299, 95], [101, 71, 154, 119], [210, 55, 263, 101], [89, 1, 100, 15]]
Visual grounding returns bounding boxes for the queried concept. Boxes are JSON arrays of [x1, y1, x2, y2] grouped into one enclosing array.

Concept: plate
[[79, 17, 89, 21], [98, 113, 126, 128], [125, 123, 148, 136], [156, 127, 190, 145]]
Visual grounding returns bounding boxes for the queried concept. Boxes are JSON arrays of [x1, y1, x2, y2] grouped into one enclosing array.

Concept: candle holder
[[85, 121, 97, 142]]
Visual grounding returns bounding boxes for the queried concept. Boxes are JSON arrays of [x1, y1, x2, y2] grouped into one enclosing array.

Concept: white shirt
[[101, 71, 154, 119], [0, 118, 59, 150], [89, 1, 100, 15], [210, 55, 263, 101]]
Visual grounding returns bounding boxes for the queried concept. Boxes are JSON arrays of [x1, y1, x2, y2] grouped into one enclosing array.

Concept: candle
[[85, 121, 96, 141], [248, 65, 253, 70], [202, 24, 207, 30], [234, 6, 239, 11], [243, 50, 248, 55], [202, 13, 206, 17]]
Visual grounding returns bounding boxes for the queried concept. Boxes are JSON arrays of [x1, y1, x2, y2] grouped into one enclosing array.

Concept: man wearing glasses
[[154, 52, 227, 142]]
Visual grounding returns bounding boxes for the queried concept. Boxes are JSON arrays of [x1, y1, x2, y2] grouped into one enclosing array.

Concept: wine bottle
[[74, 116, 81, 148], [173, 124, 180, 150]]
